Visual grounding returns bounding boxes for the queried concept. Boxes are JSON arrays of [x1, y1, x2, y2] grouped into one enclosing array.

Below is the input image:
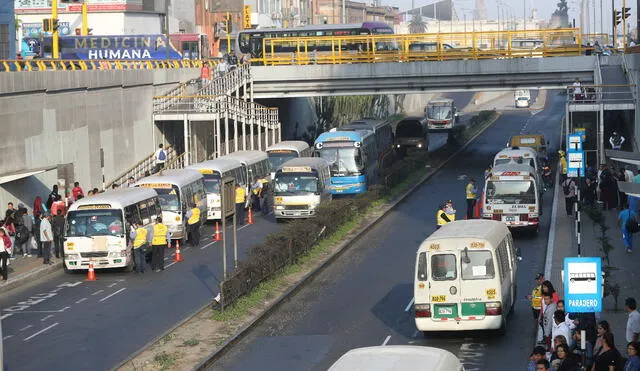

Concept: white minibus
[[266, 141, 313, 178], [135, 169, 207, 241], [186, 158, 246, 220], [273, 157, 331, 219], [329, 346, 464, 371], [414, 220, 518, 333], [493, 146, 542, 195], [64, 188, 161, 272]]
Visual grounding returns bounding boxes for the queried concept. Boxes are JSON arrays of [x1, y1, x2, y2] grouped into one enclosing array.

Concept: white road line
[[23, 322, 59, 341], [91, 290, 104, 296], [75, 298, 87, 304], [382, 335, 391, 346], [19, 325, 33, 332], [165, 261, 177, 269], [404, 297, 415, 312], [108, 283, 117, 288], [3, 335, 14, 340], [40, 315, 54, 322], [99, 288, 126, 302], [200, 240, 217, 250], [50, 288, 62, 293], [0, 313, 13, 320]]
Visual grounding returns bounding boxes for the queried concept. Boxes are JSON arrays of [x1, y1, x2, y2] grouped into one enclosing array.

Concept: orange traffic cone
[[174, 240, 184, 262], [214, 222, 221, 241], [247, 208, 254, 225], [86, 259, 97, 281]]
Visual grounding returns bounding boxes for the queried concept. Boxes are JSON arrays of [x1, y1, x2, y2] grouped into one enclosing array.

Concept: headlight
[[275, 205, 285, 210], [309, 203, 318, 210], [108, 250, 127, 258], [65, 254, 79, 260]]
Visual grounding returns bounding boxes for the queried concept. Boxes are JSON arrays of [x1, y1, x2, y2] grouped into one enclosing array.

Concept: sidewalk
[[550, 194, 639, 346], [0, 254, 63, 295]]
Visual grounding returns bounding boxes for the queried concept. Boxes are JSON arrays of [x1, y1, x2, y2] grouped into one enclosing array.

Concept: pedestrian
[[235, 183, 246, 226], [444, 199, 456, 221], [51, 194, 66, 217], [625, 166, 635, 183], [3, 216, 15, 259], [72, 181, 84, 202], [14, 220, 29, 257], [33, 212, 42, 257], [572, 78, 583, 100], [465, 178, 478, 219], [153, 144, 167, 173], [583, 177, 598, 205], [185, 203, 201, 247], [436, 204, 452, 230], [559, 151, 568, 182], [541, 292, 558, 350], [552, 310, 574, 350], [52, 209, 65, 259], [600, 164, 617, 210], [593, 332, 621, 371], [33, 196, 45, 217], [130, 220, 148, 274], [618, 203, 638, 253], [46, 184, 59, 210], [572, 326, 594, 369], [0, 227, 11, 281], [617, 168, 628, 207], [39, 212, 53, 265], [261, 182, 271, 216], [609, 131, 626, 150], [484, 165, 492, 180], [562, 177, 578, 216], [536, 359, 551, 371], [553, 343, 580, 371], [624, 342, 640, 371], [626, 298, 640, 343], [87, 189, 94, 197], [593, 320, 614, 365], [251, 179, 263, 212], [527, 273, 545, 322], [150, 216, 170, 272], [556, 300, 578, 333], [4, 202, 16, 222], [528, 345, 547, 371], [126, 176, 136, 187], [20, 206, 33, 257]]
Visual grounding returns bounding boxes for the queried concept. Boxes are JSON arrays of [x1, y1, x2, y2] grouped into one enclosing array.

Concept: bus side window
[[154, 198, 162, 221], [146, 198, 157, 219], [139, 201, 151, 225], [417, 252, 427, 281]]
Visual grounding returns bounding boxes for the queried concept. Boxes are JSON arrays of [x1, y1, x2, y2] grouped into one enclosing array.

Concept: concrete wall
[[629, 53, 640, 148], [0, 68, 199, 208]]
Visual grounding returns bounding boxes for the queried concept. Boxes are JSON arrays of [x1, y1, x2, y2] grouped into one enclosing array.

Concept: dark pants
[[531, 308, 541, 320], [565, 196, 576, 215], [42, 241, 52, 263], [262, 196, 270, 216], [236, 203, 245, 225], [251, 194, 261, 211], [54, 236, 64, 258], [151, 244, 165, 271], [466, 199, 476, 219], [0, 251, 8, 280], [36, 238, 42, 258], [134, 245, 147, 273], [153, 162, 165, 174], [188, 222, 201, 247], [16, 240, 28, 255]]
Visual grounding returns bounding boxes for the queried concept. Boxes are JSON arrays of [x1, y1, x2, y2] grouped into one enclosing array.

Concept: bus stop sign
[[563, 257, 602, 313]]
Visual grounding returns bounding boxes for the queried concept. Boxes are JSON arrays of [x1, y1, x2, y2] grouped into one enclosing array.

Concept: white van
[[328, 345, 464, 371], [514, 90, 531, 108], [493, 146, 542, 196], [414, 220, 518, 334]]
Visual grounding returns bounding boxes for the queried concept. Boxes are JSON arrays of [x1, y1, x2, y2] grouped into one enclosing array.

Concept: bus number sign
[[198, 169, 214, 175], [282, 166, 312, 173], [139, 183, 173, 189], [429, 243, 440, 250], [431, 295, 446, 303], [77, 204, 112, 209], [470, 241, 485, 248]]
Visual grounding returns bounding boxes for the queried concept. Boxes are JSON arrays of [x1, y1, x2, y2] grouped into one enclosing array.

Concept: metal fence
[[566, 84, 636, 105], [0, 59, 217, 72], [105, 146, 177, 189]]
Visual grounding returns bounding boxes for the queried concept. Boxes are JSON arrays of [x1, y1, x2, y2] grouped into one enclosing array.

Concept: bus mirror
[[516, 248, 523, 261], [462, 247, 471, 264]]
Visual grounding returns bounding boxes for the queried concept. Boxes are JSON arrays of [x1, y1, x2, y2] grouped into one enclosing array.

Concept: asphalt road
[[210, 91, 565, 371]]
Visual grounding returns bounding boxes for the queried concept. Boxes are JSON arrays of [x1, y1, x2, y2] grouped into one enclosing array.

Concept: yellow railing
[[255, 28, 592, 65], [0, 59, 218, 72]]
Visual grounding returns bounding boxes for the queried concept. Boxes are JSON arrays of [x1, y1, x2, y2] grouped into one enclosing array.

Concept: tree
[[409, 14, 427, 34], [553, 0, 568, 17]]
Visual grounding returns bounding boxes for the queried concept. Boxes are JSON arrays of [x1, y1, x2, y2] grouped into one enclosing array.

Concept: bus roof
[[496, 146, 538, 157], [135, 169, 203, 188], [490, 163, 537, 176], [420, 220, 510, 251], [315, 130, 372, 144], [240, 22, 392, 34], [428, 98, 455, 105], [343, 118, 390, 133], [186, 158, 243, 174], [277, 157, 329, 171], [223, 150, 269, 166], [266, 141, 310, 153], [328, 345, 462, 371], [68, 187, 158, 212]]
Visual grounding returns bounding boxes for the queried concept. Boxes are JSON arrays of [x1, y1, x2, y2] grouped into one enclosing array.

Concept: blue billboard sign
[[563, 257, 602, 313]]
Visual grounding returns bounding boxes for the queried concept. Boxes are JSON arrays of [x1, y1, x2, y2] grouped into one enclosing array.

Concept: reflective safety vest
[[235, 187, 246, 204], [151, 223, 168, 245], [531, 285, 542, 310], [437, 210, 451, 226], [559, 157, 567, 175], [133, 227, 148, 248], [466, 183, 477, 199], [188, 207, 200, 225]]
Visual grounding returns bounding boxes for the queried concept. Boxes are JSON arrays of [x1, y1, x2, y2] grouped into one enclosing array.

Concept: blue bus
[[313, 130, 378, 195], [341, 118, 396, 168]]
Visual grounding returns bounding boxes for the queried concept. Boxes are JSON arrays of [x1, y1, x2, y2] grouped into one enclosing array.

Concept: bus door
[[426, 245, 462, 321], [250, 35, 264, 58]]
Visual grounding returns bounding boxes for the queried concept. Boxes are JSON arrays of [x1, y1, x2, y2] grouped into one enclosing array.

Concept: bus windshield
[[396, 121, 423, 138], [66, 209, 124, 237], [274, 173, 319, 195], [485, 180, 536, 204], [154, 186, 182, 212], [202, 173, 221, 194], [427, 105, 453, 120], [316, 147, 362, 176], [268, 150, 298, 170]]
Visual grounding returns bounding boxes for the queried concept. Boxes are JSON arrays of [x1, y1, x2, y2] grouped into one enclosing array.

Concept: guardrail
[[566, 84, 636, 105], [105, 146, 177, 189], [0, 59, 217, 72], [198, 63, 251, 96]]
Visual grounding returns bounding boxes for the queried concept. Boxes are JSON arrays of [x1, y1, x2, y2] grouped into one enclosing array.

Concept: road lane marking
[[165, 261, 177, 269], [75, 298, 87, 304], [404, 297, 414, 312], [0, 313, 13, 320], [23, 322, 59, 341], [19, 325, 32, 332], [200, 240, 217, 250], [50, 288, 62, 293], [108, 283, 118, 288], [382, 335, 391, 346], [99, 288, 126, 302], [3, 335, 14, 340], [91, 290, 104, 296], [40, 315, 54, 322]]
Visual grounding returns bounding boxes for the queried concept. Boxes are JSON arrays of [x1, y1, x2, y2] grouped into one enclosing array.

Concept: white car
[[515, 96, 531, 108]]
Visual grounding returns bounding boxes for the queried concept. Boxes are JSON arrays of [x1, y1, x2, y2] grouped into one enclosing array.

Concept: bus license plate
[[502, 215, 518, 222], [438, 307, 453, 315]]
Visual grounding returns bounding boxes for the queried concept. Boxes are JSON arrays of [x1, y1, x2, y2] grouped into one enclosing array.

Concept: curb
[[0, 262, 63, 295], [190, 113, 502, 371]]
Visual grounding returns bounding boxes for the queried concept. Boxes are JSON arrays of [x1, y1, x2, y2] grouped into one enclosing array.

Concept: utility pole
[[600, 0, 603, 35], [612, 0, 616, 47], [52, 0, 59, 59], [622, 0, 627, 47], [342, 0, 346, 23], [82, 0, 88, 35], [523, 0, 526, 30]]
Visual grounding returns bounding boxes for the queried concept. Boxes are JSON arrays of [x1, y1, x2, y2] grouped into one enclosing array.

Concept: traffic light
[[43, 18, 52, 32], [615, 9, 622, 26], [622, 7, 631, 20]]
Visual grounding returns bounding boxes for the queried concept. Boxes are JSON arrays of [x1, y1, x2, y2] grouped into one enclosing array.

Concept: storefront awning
[[618, 182, 640, 198], [0, 166, 57, 185], [605, 150, 640, 167]]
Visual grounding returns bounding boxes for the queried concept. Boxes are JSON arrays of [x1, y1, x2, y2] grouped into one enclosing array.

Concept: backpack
[[625, 211, 640, 234], [563, 181, 572, 196], [158, 150, 166, 161], [14, 225, 28, 244]]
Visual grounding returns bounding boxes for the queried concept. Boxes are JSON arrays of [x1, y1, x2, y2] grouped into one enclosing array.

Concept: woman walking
[[0, 227, 12, 280]]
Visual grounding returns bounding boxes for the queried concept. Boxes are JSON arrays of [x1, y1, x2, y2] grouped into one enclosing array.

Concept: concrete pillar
[[183, 115, 190, 167], [277, 123, 282, 142], [599, 105, 605, 165], [241, 108, 247, 151], [271, 123, 276, 145], [233, 113, 238, 153], [215, 112, 221, 159], [250, 111, 255, 150], [225, 112, 230, 155], [257, 112, 262, 151]]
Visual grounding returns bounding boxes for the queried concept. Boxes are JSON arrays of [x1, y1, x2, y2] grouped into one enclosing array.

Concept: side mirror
[[516, 248, 523, 261]]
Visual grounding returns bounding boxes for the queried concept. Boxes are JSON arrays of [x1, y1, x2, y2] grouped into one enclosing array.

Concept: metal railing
[[566, 84, 636, 105], [198, 63, 251, 96], [0, 59, 217, 72], [105, 146, 176, 189]]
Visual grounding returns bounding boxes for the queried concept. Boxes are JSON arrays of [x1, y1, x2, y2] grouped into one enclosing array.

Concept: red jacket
[[1, 233, 11, 253]]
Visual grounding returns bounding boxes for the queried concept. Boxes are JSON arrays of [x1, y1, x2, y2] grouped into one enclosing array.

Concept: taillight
[[485, 301, 502, 316], [415, 304, 431, 318], [529, 217, 539, 224]]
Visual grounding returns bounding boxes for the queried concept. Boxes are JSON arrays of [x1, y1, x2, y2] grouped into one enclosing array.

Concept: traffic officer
[[526, 273, 545, 322], [465, 178, 478, 219], [436, 204, 451, 229], [235, 183, 246, 226], [130, 220, 148, 274], [185, 203, 201, 247], [558, 150, 568, 183], [150, 216, 170, 272], [444, 199, 456, 221]]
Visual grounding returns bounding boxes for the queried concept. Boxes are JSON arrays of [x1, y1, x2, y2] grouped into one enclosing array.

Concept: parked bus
[[342, 118, 396, 168], [394, 116, 430, 155], [223, 151, 272, 207], [135, 169, 207, 241], [414, 220, 518, 333], [329, 346, 463, 371], [314, 130, 377, 195], [425, 98, 458, 132], [273, 157, 332, 219], [493, 147, 543, 196], [64, 188, 161, 272], [185, 158, 246, 221], [482, 164, 541, 233], [507, 134, 549, 160], [266, 141, 313, 179]]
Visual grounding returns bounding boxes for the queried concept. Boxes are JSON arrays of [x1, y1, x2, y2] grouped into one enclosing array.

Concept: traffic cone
[[86, 259, 97, 281], [214, 222, 221, 241], [174, 240, 184, 262], [247, 208, 254, 225]]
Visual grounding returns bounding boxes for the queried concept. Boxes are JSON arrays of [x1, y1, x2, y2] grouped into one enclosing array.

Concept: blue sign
[[564, 257, 602, 313], [567, 133, 585, 178]]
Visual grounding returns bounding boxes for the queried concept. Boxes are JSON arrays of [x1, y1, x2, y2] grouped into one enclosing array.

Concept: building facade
[[0, 1, 16, 59], [313, 0, 398, 25]]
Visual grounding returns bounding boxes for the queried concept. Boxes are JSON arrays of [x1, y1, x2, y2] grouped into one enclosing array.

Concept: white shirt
[[573, 81, 582, 94], [40, 218, 53, 242], [552, 321, 573, 350], [625, 170, 635, 183], [609, 135, 625, 149], [626, 310, 640, 342], [155, 148, 166, 164]]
